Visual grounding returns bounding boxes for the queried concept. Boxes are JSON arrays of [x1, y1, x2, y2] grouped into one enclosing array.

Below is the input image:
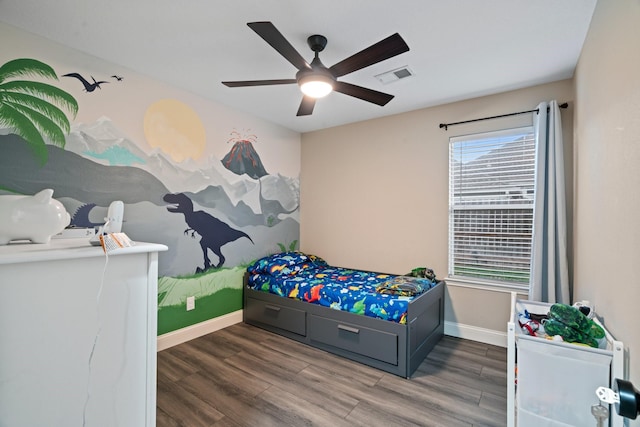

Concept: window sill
[[444, 277, 529, 295]]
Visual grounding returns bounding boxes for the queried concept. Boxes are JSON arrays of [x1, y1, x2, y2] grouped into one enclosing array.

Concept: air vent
[[374, 66, 414, 84]]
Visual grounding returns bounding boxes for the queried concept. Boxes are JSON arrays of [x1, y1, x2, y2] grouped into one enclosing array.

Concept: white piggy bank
[[0, 189, 71, 245]]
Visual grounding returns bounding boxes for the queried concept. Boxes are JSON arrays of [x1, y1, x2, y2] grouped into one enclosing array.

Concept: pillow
[[247, 251, 327, 276]]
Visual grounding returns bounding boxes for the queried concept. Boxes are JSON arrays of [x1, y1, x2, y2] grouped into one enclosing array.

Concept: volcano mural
[[222, 131, 268, 178]]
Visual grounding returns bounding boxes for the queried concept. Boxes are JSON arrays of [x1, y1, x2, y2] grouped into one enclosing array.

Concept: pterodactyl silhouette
[[111, 75, 123, 81], [62, 73, 109, 92]]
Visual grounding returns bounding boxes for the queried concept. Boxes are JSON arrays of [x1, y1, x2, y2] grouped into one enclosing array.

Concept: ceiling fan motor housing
[[307, 34, 327, 53], [296, 58, 335, 83]]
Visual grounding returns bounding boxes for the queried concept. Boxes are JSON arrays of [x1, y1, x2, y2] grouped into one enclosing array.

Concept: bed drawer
[[245, 297, 306, 336], [309, 314, 398, 365]]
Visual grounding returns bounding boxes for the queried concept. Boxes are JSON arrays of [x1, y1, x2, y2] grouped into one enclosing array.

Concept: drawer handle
[[338, 324, 360, 334], [265, 305, 281, 312]]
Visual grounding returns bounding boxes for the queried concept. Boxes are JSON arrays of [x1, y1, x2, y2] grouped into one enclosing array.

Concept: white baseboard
[[444, 320, 507, 348], [157, 314, 507, 351], [157, 310, 243, 351]]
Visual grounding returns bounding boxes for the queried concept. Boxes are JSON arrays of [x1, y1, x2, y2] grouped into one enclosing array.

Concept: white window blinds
[[448, 127, 535, 288]]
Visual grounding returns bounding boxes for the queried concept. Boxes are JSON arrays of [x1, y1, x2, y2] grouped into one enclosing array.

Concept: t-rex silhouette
[[164, 193, 253, 273]]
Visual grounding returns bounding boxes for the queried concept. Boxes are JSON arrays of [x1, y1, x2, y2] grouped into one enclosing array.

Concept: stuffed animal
[[409, 267, 437, 281], [543, 303, 605, 348]]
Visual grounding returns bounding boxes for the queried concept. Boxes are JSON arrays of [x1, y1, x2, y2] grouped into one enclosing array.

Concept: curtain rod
[[439, 102, 568, 131]]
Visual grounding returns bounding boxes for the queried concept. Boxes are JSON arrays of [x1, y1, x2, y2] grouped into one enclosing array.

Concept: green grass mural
[[157, 265, 246, 335], [157, 244, 298, 335]]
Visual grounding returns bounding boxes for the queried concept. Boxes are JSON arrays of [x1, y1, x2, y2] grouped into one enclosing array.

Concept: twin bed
[[243, 252, 445, 378]]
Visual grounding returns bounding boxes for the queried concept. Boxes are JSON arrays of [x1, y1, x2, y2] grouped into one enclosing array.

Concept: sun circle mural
[[143, 99, 206, 162]]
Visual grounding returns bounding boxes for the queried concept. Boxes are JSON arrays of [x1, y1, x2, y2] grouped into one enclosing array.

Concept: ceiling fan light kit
[[298, 66, 334, 98], [299, 77, 333, 98], [222, 21, 409, 116]]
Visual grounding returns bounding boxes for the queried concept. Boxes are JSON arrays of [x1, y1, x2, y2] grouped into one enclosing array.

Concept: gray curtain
[[530, 100, 570, 303]]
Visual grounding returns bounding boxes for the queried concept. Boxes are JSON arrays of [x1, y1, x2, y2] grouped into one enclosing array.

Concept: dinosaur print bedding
[[246, 252, 438, 324]]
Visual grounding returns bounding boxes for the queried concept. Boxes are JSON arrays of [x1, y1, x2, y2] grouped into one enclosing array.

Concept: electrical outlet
[[186, 296, 195, 311]]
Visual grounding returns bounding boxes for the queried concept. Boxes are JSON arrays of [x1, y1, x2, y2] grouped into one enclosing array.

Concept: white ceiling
[[0, 0, 597, 133]]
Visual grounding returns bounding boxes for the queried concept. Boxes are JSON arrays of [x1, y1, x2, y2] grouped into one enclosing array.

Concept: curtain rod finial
[[439, 123, 448, 131]]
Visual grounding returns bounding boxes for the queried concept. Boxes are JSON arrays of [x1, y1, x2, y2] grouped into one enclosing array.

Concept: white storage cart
[[507, 293, 624, 427]]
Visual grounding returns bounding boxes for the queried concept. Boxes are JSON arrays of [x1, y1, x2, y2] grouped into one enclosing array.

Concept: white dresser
[[0, 239, 167, 427]]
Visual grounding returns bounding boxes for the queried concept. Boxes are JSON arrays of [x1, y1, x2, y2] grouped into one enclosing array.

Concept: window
[[448, 127, 535, 290]]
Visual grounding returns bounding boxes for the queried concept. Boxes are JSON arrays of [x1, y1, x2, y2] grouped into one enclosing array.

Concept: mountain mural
[[62, 118, 295, 212], [0, 133, 170, 205], [0, 118, 300, 276]]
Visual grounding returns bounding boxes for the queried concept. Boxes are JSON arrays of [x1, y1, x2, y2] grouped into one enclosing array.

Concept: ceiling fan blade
[[248, 22, 311, 71], [333, 81, 394, 106], [329, 33, 409, 78], [222, 79, 296, 87], [296, 96, 316, 116]]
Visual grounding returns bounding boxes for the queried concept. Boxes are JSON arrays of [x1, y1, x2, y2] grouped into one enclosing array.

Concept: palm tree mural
[[0, 58, 78, 164]]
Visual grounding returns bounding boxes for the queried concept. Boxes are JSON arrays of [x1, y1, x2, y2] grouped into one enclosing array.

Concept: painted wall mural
[[0, 24, 301, 335]]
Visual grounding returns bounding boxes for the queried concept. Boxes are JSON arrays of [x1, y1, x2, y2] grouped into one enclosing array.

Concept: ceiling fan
[[222, 21, 410, 116]]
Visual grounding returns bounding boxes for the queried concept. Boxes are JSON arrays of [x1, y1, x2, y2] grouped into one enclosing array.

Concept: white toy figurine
[[0, 189, 71, 245]]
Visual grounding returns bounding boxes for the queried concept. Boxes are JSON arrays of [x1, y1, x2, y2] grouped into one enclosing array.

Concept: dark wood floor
[[157, 323, 508, 427]]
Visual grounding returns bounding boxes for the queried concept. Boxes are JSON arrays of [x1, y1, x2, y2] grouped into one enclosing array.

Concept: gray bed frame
[[243, 273, 445, 378]]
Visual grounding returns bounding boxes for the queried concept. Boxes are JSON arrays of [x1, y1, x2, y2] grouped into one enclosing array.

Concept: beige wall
[[301, 79, 574, 335], [574, 0, 640, 394]]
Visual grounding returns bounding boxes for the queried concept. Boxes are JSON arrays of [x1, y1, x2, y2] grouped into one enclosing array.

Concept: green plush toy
[[409, 267, 437, 281], [544, 303, 605, 348]]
